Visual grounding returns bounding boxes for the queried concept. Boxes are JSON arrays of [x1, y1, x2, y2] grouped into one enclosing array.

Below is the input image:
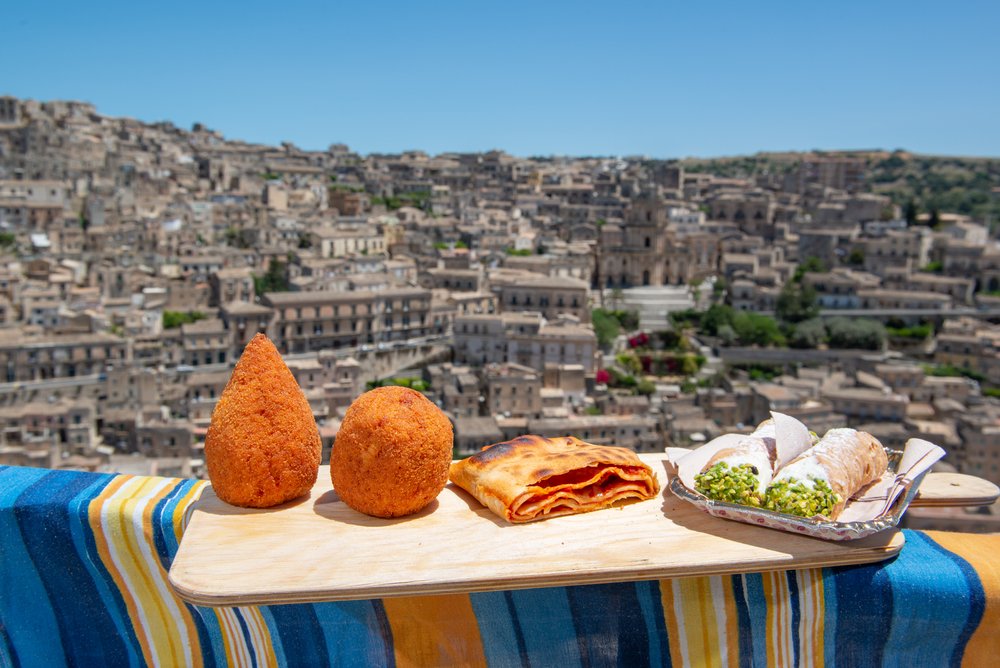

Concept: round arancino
[[331, 386, 454, 518]]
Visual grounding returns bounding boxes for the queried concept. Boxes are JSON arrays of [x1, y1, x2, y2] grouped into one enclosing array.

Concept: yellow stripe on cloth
[[660, 576, 738, 668], [216, 608, 247, 668], [242, 606, 279, 668], [795, 569, 825, 666], [382, 594, 487, 668], [763, 571, 794, 668], [90, 476, 202, 668], [922, 531, 1000, 667], [173, 480, 207, 545], [214, 607, 279, 668]]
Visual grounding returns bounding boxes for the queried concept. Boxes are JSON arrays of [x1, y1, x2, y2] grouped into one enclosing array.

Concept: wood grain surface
[[168, 453, 922, 606], [911, 472, 999, 507]]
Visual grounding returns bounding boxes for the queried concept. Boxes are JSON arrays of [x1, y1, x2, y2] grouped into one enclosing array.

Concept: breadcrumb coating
[[205, 333, 321, 508], [331, 385, 454, 518]]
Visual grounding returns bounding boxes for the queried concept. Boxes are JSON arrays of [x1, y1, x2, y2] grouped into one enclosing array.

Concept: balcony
[[1, 464, 998, 665]]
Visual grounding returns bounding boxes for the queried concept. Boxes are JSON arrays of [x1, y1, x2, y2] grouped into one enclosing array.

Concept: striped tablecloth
[[1, 465, 998, 667]]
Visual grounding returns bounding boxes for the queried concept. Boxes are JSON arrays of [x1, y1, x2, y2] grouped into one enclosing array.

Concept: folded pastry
[[764, 428, 888, 519], [449, 434, 660, 523], [694, 420, 778, 506]]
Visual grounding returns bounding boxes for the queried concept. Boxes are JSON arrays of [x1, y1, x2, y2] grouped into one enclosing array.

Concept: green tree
[[224, 226, 247, 248], [0, 232, 14, 248], [904, 200, 919, 226], [928, 207, 941, 228], [729, 312, 785, 347], [712, 277, 726, 299], [253, 259, 290, 294], [504, 248, 532, 256], [591, 309, 621, 347], [793, 256, 827, 283], [826, 317, 886, 350], [163, 310, 206, 329], [617, 310, 639, 331], [847, 248, 865, 266], [680, 354, 702, 376], [636, 379, 656, 396], [716, 323, 737, 346], [670, 309, 702, 329], [776, 281, 820, 323], [701, 304, 734, 336], [790, 318, 827, 349], [616, 352, 642, 375]]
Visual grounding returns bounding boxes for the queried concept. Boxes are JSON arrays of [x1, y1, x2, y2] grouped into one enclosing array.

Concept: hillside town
[[1, 96, 999, 531]]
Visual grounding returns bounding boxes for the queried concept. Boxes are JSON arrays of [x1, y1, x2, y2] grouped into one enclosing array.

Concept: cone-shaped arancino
[[205, 333, 321, 508]]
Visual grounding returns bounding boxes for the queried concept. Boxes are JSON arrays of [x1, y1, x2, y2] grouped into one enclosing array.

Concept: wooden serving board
[[911, 472, 999, 507], [170, 453, 911, 607]]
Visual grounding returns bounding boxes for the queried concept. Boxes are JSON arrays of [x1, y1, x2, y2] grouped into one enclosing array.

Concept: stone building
[[498, 275, 590, 323], [263, 287, 433, 353], [484, 363, 542, 418], [0, 330, 129, 381], [454, 312, 598, 373]]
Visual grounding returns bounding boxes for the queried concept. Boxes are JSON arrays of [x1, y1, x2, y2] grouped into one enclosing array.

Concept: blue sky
[[3, 1, 998, 158]]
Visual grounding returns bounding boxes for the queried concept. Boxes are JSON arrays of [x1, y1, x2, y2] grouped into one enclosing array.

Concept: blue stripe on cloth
[[369, 600, 396, 668], [187, 606, 228, 668], [265, 604, 331, 667], [507, 587, 583, 667], [635, 580, 670, 668], [67, 472, 145, 666], [258, 607, 287, 667], [787, 572, 801, 667], [0, 468, 63, 668], [741, 573, 769, 668], [731, 575, 754, 668], [565, 582, 652, 666], [880, 531, 985, 668], [151, 480, 188, 571], [0, 612, 18, 668], [148, 479, 223, 668], [830, 554, 894, 667], [233, 610, 259, 666], [822, 569, 838, 666], [310, 601, 395, 668], [16, 470, 135, 667], [469, 591, 528, 668], [919, 534, 987, 667]]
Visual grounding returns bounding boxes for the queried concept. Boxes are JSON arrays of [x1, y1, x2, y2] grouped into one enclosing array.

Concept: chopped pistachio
[[694, 462, 763, 506], [764, 478, 842, 518]]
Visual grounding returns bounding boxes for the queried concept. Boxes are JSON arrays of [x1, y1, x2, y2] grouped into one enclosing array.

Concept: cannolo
[[764, 428, 888, 519]]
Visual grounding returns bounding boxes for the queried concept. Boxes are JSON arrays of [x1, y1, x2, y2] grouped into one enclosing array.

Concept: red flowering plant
[[640, 355, 653, 373], [628, 332, 650, 349]]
